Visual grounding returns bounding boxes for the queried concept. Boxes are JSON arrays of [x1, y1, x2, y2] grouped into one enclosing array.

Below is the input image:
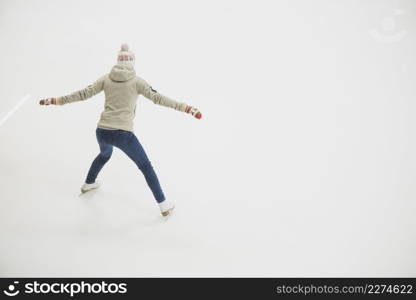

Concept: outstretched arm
[[137, 78, 202, 119], [39, 76, 105, 106]]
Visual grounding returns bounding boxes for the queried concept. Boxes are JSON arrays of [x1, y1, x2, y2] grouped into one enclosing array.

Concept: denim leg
[[85, 130, 113, 184], [115, 132, 166, 203]]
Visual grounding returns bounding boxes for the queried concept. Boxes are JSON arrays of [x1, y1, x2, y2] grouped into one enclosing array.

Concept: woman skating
[[39, 44, 202, 217]]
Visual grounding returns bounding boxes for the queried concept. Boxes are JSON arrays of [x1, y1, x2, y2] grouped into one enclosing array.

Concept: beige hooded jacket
[[58, 64, 187, 132]]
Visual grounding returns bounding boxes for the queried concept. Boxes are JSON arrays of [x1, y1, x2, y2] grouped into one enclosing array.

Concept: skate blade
[[80, 187, 98, 194], [161, 207, 175, 218]]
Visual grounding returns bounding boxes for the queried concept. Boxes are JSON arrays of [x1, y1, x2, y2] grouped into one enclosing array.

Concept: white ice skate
[[81, 182, 100, 194], [158, 200, 175, 217]]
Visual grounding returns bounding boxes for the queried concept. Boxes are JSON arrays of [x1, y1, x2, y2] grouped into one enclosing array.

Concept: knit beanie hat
[[117, 44, 135, 67]]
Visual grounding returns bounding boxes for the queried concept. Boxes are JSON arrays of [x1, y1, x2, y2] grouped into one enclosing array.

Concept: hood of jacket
[[109, 64, 136, 82]]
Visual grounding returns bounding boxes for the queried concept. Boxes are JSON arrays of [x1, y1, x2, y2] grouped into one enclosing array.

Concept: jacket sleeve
[[58, 75, 106, 105], [136, 78, 186, 112]]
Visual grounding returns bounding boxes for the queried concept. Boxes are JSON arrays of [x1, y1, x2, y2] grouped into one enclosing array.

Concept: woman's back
[[99, 64, 140, 132]]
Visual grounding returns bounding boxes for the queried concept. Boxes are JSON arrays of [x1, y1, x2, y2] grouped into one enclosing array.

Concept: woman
[[39, 44, 202, 217]]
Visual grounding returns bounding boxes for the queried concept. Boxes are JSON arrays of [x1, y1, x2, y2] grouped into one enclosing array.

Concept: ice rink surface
[[1, 0, 416, 277]]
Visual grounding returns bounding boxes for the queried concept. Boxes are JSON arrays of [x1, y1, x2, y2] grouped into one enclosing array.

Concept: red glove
[[185, 105, 202, 119], [39, 98, 59, 105]]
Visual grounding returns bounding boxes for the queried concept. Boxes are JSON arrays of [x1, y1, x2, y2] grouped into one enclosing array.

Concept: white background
[[0, 0, 415, 276]]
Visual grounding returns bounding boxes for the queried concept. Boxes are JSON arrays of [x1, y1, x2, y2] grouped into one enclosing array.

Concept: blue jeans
[[86, 128, 166, 203]]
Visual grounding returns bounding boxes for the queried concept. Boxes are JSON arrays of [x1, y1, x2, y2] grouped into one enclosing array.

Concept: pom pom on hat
[[121, 43, 129, 51]]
